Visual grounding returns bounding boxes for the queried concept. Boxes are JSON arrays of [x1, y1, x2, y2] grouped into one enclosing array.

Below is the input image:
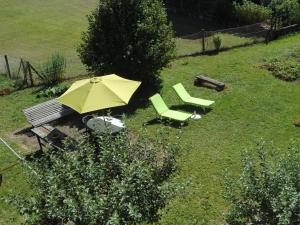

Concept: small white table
[[86, 116, 126, 134]]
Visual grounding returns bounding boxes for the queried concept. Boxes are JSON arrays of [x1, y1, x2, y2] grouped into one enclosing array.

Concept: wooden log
[[4, 55, 11, 78], [195, 75, 225, 91]]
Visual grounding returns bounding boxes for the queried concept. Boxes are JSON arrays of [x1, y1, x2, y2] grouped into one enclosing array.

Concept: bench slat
[[23, 99, 75, 127]]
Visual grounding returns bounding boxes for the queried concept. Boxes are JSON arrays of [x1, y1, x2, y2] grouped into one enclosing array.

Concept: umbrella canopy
[[57, 74, 141, 114]]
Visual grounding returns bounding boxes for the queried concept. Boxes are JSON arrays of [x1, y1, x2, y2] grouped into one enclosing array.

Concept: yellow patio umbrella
[[57, 74, 141, 114]]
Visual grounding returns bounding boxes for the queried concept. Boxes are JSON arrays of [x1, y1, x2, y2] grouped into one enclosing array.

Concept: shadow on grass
[[170, 104, 213, 115], [144, 118, 188, 129]]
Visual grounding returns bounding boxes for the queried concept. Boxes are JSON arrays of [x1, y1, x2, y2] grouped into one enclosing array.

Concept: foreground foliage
[[8, 128, 180, 225], [224, 142, 300, 225], [78, 0, 175, 94]]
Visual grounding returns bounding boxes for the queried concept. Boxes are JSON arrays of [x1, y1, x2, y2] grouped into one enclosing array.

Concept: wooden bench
[[31, 124, 67, 150], [194, 75, 225, 91], [23, 99, 75, 127]]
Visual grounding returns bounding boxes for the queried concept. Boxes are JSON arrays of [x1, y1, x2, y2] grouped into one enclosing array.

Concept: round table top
[[86, 116, 125, 133]]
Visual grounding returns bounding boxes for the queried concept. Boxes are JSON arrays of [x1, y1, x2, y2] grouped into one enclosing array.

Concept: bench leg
[[36, 136, 43, 151]]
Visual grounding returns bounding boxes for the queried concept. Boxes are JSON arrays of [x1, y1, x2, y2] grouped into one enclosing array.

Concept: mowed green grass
[[176, 33, 263, 56], [1, 33, 300, 224], [0, 0, 97, 77]]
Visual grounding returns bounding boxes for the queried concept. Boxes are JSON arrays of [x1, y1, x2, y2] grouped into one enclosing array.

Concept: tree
[[8, 128, 180, 225], [224, 142, 300, 225], [78, 0, 175, 94]]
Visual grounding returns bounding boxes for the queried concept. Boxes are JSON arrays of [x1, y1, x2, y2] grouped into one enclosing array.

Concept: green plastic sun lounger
[[173, 83, 215, 107], [149, 94, 192, 122]]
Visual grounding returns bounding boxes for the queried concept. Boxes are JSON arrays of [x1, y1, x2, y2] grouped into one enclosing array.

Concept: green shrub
[[264, 58, 300, 81], [224, 142, 300, 225], [78, 0, 175, 95], [7, 127, 180, 225], [36, 85, 68, 98], [234, 0, 271, 24], [213, 34, 222, 52], [38, 53, 66, 86], [269, 0, 300, 29], [12, 78, 24, 90]]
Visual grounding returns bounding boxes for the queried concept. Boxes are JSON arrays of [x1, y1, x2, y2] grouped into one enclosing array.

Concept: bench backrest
[[23, 99, 74, 127]]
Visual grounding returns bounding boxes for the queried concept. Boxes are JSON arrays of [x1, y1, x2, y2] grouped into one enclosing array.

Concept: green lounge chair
[[173, 83, 215, 107], [149, 94, 192, 122]]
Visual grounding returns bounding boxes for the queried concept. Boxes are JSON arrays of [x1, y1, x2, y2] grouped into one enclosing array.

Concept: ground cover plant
[[1, 32, 300, 224], [225, 142, 300, 225], [8, 128, 180, 225], [0, 74, 14, 90], [263, 55, 300, 81], [0, 74, 24, 95]]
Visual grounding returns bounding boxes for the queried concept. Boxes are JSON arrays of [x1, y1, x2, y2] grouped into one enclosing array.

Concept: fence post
[[21, 59, 28, 87], [26, 61, 34, 86], [201, 29, 206, 53], [4, 55, 11, 79]]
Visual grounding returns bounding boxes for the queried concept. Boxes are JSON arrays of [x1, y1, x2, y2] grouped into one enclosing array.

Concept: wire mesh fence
[[0, 54, 38, 89], [176, 22, 270, 57], [0, 54, 26, 79]]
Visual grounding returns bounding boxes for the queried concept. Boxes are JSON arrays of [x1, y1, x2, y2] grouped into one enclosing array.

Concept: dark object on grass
[[294, 120, 300, 127], [0, 174, 2, 187], [0, 88, 13, 96], [194, 75, 225, 91]]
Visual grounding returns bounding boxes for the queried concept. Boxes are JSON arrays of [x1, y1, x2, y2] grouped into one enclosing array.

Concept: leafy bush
[[78, 0, 175, 95], [12, 77, 24, 90], [36, 85, 68, 98], [234, 0, 271, 24], [8, 127, 180, 225], [264, 58, 300, 81], [224, 142, 300, 225], [213, 34, 222, 52], [0, 74, 14, 89], [38, 53, 66, 86], [0, 73, 23, 94], [269, 0, 300, 29]]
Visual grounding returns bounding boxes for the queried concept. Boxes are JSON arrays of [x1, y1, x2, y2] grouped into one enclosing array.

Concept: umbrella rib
[[80, 82, 127, 113]]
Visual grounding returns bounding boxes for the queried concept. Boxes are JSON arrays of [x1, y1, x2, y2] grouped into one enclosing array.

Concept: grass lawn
[[176, 33, 264, 56], [1, 33, 300, 224], [0, 0, 97, 77], [0, 74, 14, 89]]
